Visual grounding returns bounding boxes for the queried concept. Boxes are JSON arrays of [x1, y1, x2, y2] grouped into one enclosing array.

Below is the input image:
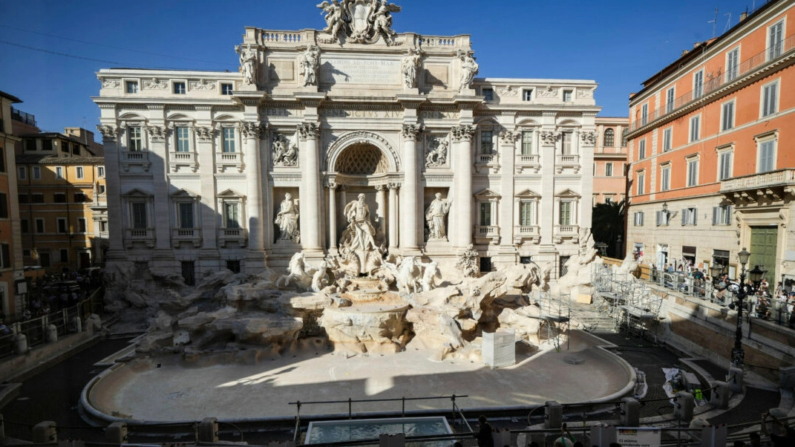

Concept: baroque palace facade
[[94, 3, 599, 280]]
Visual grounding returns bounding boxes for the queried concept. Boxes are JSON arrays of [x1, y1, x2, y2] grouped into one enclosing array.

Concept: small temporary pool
[[304, 416, 453, 446]]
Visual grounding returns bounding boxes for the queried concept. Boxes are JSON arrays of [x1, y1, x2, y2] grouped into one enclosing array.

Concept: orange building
[[625, 0, 795, 284], [593, 117, 629, 205]]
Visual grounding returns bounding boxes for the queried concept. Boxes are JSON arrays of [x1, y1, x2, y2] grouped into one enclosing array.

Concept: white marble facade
[[94, 3, 599, 278]]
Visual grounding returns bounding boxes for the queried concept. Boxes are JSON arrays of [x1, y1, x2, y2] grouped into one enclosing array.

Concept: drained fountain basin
[[305, 416, 452, 446]]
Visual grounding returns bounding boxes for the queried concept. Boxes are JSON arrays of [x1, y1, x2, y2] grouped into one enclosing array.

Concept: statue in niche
[[341, 194, 377, 253], [317, 0, 346, 40], [425, 139, 448, 168], [236, 45, 258, 85], [299, 45, 321, 87], [275, 193, 300, 242], [272, 135, 298, 167], [425, 193, 452, 241], [457, 51, 479, 93], [401, 48, 422, 89]]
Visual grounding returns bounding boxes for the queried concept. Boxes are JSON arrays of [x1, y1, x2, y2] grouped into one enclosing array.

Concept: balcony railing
[[10, 107, 36, 127], [475, 225, 500, 245], [218, 227, 247, 247], [630, 34, 795, 132], [720, 168, 795, 193], [216, 152, 244, 172], [124, 228, 155, 249], [169, 151, 198, 172], [120, 151, 151, 172], [171, 228, 202, 248], [554, 225, 579, 243], [515, 154, 540, 174], [513, 225, 540, 245], [555, 154, 580, 173]]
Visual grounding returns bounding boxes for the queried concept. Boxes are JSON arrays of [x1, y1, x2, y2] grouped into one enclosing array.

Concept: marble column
[[328, 183, 337, 251], [242, 122, 265, 251], [376, 185, 386, 236], [452, 125, 476, 248], [400, 124, 423, 251], [538, 129, 559, 269], [145, 124, 172, 253], [96, 125, 124, 252], [196, 126, 218, 249], [298, 122, 322, 253], [388, 183, 398, 250], [499, 130, 520, 251]]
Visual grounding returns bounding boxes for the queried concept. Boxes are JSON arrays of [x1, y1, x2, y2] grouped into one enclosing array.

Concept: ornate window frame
[[216, 189, 248, 248], [215, 121, 244, 173], [122, 188, 155, 248], [171, 189, 202, 248], [168, 117, 199, 173], [513, 188, 541, 245], [554, 188, 580, 244], [474, 188, 501, 245]]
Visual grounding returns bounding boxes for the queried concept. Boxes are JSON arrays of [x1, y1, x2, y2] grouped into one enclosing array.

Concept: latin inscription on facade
[[320, 58, 400, 85], [321, 109, 402, 118]]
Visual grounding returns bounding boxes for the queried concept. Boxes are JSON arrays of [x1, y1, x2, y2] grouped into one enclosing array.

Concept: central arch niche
[[335, 143, 389, 175]]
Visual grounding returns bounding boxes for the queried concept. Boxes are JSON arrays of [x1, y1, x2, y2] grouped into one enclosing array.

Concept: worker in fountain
[[344, 193, 378, 252]]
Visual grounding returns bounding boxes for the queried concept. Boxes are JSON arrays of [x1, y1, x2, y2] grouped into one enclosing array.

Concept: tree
[[591, 200, 625, 259]]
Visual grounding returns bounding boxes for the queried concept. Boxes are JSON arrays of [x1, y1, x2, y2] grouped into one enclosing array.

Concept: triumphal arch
[[94, 1, 599, 278]]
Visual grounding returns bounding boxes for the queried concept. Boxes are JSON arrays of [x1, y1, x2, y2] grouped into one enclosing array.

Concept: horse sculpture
[[276, 252, 314, 290]]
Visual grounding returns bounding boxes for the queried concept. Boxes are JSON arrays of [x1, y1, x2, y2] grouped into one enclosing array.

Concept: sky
[[0, 0, 766, 137]]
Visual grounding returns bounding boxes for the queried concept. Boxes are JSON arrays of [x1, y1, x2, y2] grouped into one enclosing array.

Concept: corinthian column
[[400, 124, 423, 252], [298, 122, 322, 254], [452, 125, 476, 248], [242, 122, 266, 251], [539, 130, 560, 247], [499, 130, 520, 250]]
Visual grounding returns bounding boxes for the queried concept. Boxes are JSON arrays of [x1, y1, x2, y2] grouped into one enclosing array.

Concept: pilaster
[[452, 124, 476, 248], [298, 122, 323, 258], [400, 123, 423, 253]]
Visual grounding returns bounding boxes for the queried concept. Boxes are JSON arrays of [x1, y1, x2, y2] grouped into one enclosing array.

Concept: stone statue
[[300, 45, 321, 87], [272, 135, 298, 167], [425, 139, 448, 168], [311, 260, 330, 292], [370, 0, 401, 45], [401, 48, 422, 89], [425, 193, 452, 241], [455, 244, 480, 278], [275, 193, 300, 242], [341, 194, 377, 253], [236, 45, 257, 86], [383, 256, 421, 294], [317, 0, 346, 40], [416, 260, 440, 292], [276, 252, 313, 289], [458, 51, 479, 93], [318, 0, 402, 45]]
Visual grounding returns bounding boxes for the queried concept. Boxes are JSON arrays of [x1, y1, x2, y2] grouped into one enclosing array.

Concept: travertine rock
[[405, 307, 464, 359], [497, 306, 542, 341], [319, 307, 410, 354]]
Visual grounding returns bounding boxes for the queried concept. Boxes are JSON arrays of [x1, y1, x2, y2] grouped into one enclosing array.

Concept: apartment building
[[593, 117, 629, 205], [625, 0, 795, 285]]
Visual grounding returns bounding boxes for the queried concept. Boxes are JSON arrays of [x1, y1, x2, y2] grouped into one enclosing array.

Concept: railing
[[218, 227, 247, 247], [516, 154, 540, 164], [418, 35, 458, 47], [216, 151, 242, 164], [720, 168, 795, 192], [515, 225, 539, 235], [171, 228, 202, 247], [122, 150, 148, 162], [476, 153, 498, 164], [630, 34, 795, 132], [555, 224, 578, 234], [477, 225, 499, 235], [10, 107, 36, 126], [556, 154, 579, 166], [261, 31, 303, 43], [171, 151, 196, 162]]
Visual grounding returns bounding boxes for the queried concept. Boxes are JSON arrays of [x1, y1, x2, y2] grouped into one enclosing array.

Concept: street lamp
[[710, 263, 724, 285], [731, 247, 752, 367], [595, 242, 608, 257]]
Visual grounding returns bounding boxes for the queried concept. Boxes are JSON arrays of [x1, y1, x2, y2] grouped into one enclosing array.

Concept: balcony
[[169, 151, 199, 173], [720, 169, 795, 204], [216, 152, 244, 173], [513, 225, 540, 245], [515, 154, 540, 174], [120, 151, 151, 172], [555, 154, 580, 174], [474, 152, 500, 174], [475, 225, 500, 245], [171, 228, 202, 248], [124, 228, 155, 249], [554, 224, 579, 244], [10, 107, 36, 127], [218, 227, 247, 247]]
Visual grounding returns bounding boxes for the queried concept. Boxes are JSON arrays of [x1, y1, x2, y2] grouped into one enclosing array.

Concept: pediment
[[217, 188, 244, 198], [167, 113, 193, 121], [122, 187, 152, 197], [516, 188, 541, 198], [474, 188, 501, 199], [555, 188, 581, 198], [170, 188, 200, 198], [119, 113, 146, 121]]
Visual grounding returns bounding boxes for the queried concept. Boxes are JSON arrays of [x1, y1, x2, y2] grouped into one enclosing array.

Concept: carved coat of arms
[[317, 0, 402, 45]]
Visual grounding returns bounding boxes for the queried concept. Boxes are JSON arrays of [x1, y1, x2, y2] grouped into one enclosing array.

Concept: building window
[[666, 87, 675, 113], [481, 88, 494, 101], [520, 256, 532, 264], [61, 142, 70, 153], [35, 218, 45, 233], [55, 166, 64, 179], [663, 128, 672, 152], [131, 202, 148, 229], [54, 193, 66, 203], [32, 166, 41, 179], [0, 148, 4, 173], [605, 163, 613, 177], [100, 221, 108, 232], [479, 202, 492, 226], [126, 81, 139, 94], [713, 205, 732, 226], [559, 256, 570, 277], [129, 126, 143, 151], [0, 193, 7, 218], [42, 139, 53, 151], [224, 202, 240, 228], [18, 194, 28, 204], [687, 158, 699, 187], [727, 48, 739, 81], [76, 166, 84, 179], [621, 129, 628, 147], [603, 129, 614, 147], [57, 218, 67, 233], [761, 81, 778, 117], [721, 101, 735, 131], [25, 139, 36, 151], [99, 184, 106, 194], [521, 131, 533, 155], [73, 144, 81, 155], [226, 260, 241, 273], [18, 166, 26, 180], [661, 165, 671, 191], [758, 139, 776, 173], [77, 218, 87, 233], [562, 132, 573, 155], [768, 21, 784, 60], [0, 244, 10, 269], [97, 166, 105, 177], [176, 127, 190, 152], [559, 201, 572, 225], [74, 192, 86, 203], [222, 128, 236, 153], [21, 219, 29, 234], [480, 130, 494, 154], [32, 193, 44, 203], [637, 172, 645, 195], [641, 104, 648, 125], [693, 70, 704, 98], [633, 212, 644, 226], [173, 82, 186, 94], [221, 83, 234, 95], [522, 89, 533, 101], [682, 207, 697, 226], [718, 150, 733, 181], [519, 202, 534, 226], [179, 202, 195, 229], [638, 139, 646, 159], [562, 90, 573, 102], [60, 249, 68, 263], [689, 115, 700, 142]]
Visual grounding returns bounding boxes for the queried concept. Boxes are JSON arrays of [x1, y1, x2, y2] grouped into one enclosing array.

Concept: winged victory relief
[[317, 0, 402, 45]]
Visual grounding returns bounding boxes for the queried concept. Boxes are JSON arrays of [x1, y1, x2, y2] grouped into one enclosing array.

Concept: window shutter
[[693, 209, 697, 226], [726, 206, 732, 225], [681, 209, 686, 226], [712, 207, 718, 225], [656, 211, 661, 226], [640, 213, 644, 226], [1, 244, 9, 269]]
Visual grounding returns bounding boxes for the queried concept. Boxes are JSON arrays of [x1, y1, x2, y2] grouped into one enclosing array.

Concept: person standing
[[476, 415, 494, 447]]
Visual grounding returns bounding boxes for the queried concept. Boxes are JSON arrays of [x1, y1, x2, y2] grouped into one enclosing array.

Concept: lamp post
[[595, 242, 608, 257], [731, 248, 751, 366], [710, 263, 724, 286]]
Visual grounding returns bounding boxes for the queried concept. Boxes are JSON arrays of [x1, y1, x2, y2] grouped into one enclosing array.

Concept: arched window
[[622, 129, 629, 147], [604, 129, 615, 147]]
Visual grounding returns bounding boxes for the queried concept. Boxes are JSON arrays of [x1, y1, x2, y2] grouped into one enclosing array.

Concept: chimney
[[739, 11, 748, 22]]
